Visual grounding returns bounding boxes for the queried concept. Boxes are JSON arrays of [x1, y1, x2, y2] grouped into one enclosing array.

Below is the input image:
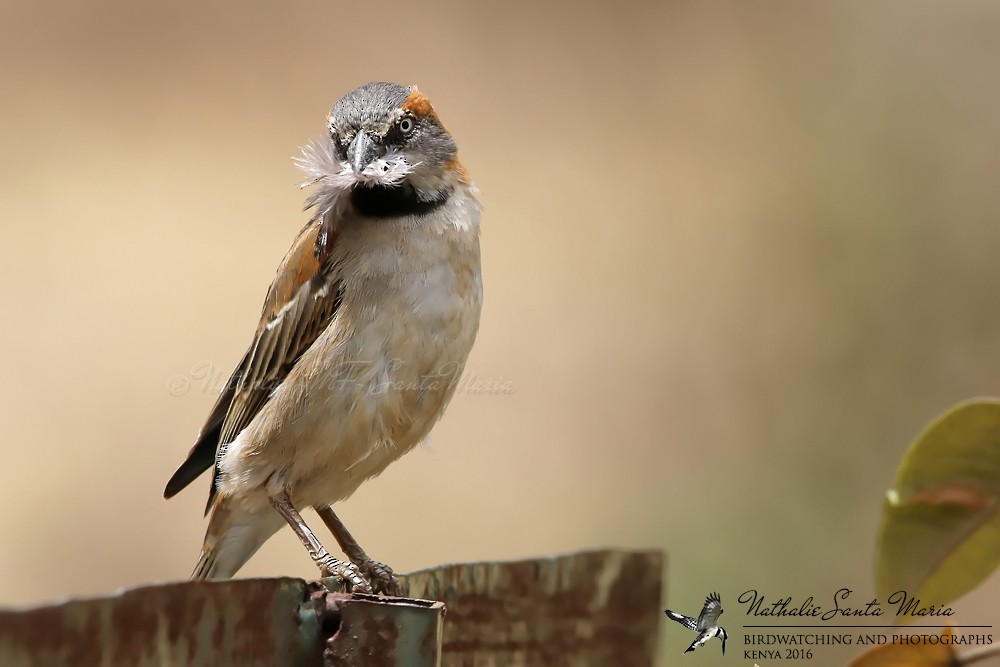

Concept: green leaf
[[876, 399, 1000, 620]]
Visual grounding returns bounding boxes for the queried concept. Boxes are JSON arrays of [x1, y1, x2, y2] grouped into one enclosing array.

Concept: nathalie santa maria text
[[740, 588, 952, 620]]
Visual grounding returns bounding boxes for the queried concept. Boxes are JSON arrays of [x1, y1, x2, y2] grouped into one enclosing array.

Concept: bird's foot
[[317, 555, 373, 594], [356, 556, 401, 596]]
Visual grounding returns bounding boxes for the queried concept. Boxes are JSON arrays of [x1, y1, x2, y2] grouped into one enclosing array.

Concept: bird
[[163, 82, 482, 594], [664, 592, 729, 655]]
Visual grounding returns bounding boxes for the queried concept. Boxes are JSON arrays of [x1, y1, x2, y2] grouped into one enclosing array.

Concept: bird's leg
[[316, 505, 400, 596], [266, 488, 372, 594]]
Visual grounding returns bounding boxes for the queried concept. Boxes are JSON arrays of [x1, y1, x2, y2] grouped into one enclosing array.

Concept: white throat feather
[[293, 137, 416, 225]]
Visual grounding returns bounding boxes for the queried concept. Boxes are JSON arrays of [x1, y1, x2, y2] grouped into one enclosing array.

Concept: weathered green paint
[[0, 549, 663, 666], [0, 578, 324, 667]]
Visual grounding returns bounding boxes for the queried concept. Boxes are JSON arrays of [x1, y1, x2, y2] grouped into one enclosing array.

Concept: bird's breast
[[216, 192, 482, 511], [266, 199, 480, 506]]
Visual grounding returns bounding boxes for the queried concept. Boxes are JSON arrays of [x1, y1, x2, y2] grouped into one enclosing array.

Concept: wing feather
[[163, 219, 342, 509], [697, 592, 724, 629], [162, 353, 246, 502], [664, 609, 698, 631]]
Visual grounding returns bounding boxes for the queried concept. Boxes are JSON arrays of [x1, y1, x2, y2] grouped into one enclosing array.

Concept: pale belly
[[215, 266, 481, 513]]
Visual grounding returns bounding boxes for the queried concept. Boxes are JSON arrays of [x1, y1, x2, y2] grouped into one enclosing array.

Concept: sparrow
[[665, 592, 729, 655], [163, 82, 482, 594]]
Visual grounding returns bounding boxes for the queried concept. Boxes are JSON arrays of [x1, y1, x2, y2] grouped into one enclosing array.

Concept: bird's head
[[297, 82, 467, 221]]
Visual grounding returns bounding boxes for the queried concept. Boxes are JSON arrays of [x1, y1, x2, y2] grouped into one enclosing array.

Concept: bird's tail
[[191, 498, 284, 580]]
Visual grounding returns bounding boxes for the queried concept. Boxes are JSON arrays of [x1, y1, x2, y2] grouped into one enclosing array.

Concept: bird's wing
[[697, 592, 724, 629], [163, 218, 342, 511], [664, 609, 698, 632], [162, 351, 247, 503]]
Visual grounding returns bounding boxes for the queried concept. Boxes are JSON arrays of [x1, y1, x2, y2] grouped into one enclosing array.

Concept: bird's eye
[[398, 116, 415, 135]]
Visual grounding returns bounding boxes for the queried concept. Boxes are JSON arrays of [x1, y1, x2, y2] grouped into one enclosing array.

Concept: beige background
[[1, 1, 998, 664]]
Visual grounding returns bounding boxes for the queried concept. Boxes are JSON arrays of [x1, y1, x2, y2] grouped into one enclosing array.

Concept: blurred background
[[1, 1, 998, 664]]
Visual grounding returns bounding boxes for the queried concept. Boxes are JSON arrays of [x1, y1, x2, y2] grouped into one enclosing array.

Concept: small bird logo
[[664, 592, 729, 655]]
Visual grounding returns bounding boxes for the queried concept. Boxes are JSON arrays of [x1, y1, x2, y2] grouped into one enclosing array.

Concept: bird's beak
[[348, 131, 379, 175]]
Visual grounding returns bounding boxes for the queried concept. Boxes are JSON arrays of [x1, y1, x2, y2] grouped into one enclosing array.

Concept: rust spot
[[402, 87, 438, 119], [0, 578, 323, 666], [314, 591, 445, 666], [907, 484, 991, 509], [0, 551, 661, 666], [402, 549, 664, 666]]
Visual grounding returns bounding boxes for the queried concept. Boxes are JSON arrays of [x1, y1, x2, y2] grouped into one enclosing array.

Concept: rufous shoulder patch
[[402, 86, 438, 119], [444, 157, 472, 185], [262, 221, 325, 323]]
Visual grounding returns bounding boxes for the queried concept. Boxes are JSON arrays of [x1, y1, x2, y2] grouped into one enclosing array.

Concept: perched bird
[[665, 592, 729, 655], [163, 82, 482, 594]]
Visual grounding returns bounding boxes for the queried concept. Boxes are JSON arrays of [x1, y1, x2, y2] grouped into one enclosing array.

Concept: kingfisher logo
[[664, 592, 729, 655]]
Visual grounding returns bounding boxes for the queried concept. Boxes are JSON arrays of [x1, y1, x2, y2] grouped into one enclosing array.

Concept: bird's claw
[[318, 555, 373, 594], [358, 557, 401, 596]]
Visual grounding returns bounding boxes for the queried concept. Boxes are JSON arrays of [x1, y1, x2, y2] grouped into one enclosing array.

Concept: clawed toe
[[318, 556, 373, 594], [359, 558, 401, 596]]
